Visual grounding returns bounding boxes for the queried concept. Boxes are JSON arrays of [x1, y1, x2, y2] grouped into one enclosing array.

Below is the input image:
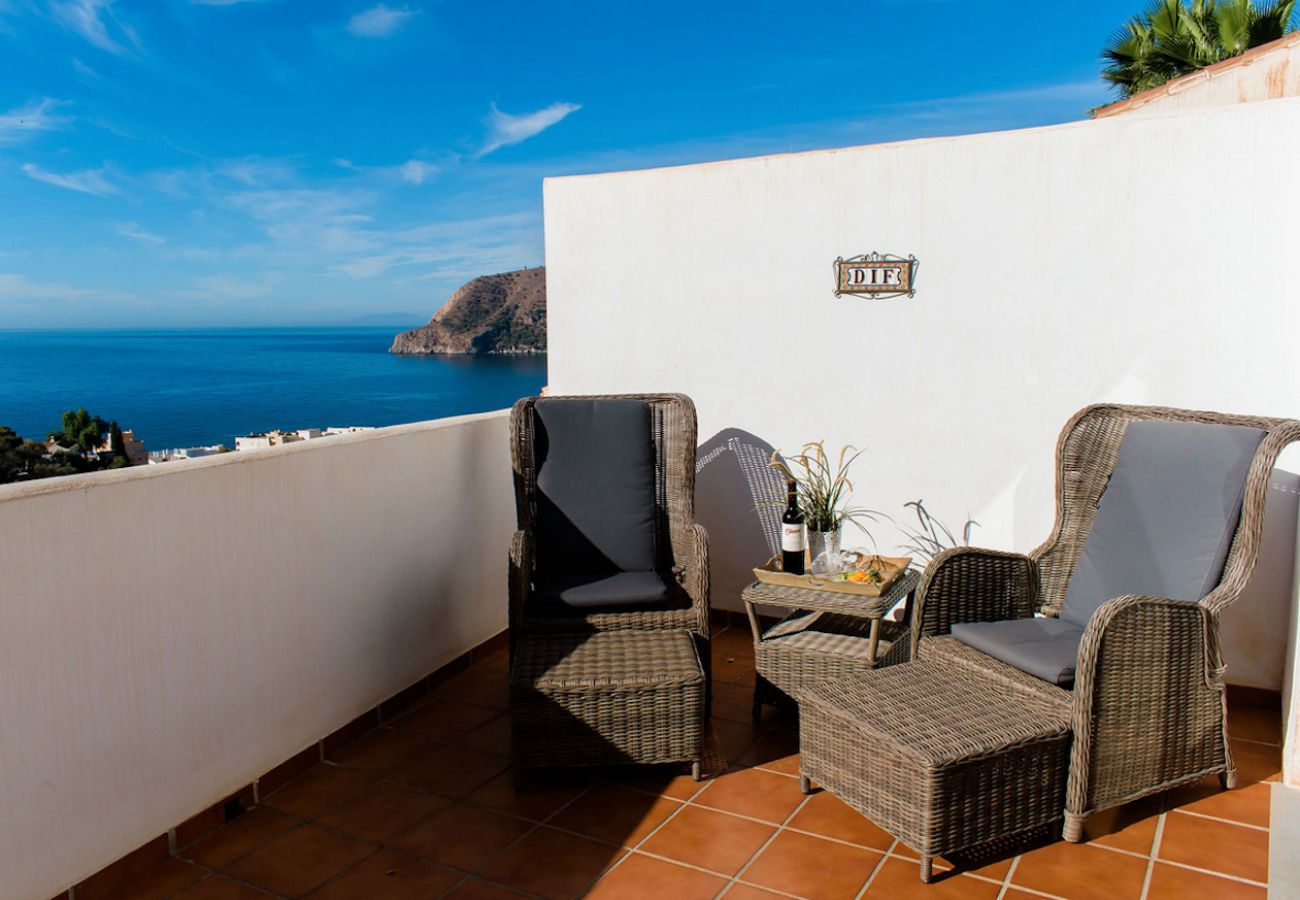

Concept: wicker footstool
[[510, 630, 705, 781], [798, 659, 1071, 882]]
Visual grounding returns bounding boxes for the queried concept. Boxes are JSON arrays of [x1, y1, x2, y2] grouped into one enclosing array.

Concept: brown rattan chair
[[508, 393, 710, 683], [907, 403, 1300, 841]]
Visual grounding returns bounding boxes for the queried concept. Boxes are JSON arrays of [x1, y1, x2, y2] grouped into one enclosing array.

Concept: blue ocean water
[[0, 328, 548, 451]]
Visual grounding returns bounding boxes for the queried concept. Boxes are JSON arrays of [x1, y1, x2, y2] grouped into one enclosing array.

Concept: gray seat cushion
[[534, 571, 672, 610], [950, 618, 1085, 686], [1060, 419, 1264, 628], [533, 398, 658, 578]]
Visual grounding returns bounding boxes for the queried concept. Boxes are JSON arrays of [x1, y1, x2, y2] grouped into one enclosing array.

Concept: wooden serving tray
[[752, 554, 912, 597]]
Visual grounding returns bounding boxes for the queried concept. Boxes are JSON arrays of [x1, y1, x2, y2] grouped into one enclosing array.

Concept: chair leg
[[919, 857, 932, 883], [799, 773, 812, 794], [1063, 811, 1085, 843], [1220, 768, 1237, 789], [692, 760, 702, 781]]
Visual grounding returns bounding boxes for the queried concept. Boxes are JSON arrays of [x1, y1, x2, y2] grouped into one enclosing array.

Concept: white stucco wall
[[0, 411, 514, 900], [543, 100, 1300, 759]]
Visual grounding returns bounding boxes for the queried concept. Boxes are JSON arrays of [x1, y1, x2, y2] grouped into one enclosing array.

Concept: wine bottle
[[781, 479, 806, 575]]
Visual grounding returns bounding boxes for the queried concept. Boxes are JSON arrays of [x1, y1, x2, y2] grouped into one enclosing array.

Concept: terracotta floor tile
[[479, 826, 626, 898], [605, 766, 706, 801], [711, 680, 759, 725], [693, 767, 806, 824], [639, 806, 775, 875], [390, 697, 500, 742], [170, 875, 273, 899], [182, 807, 301, 868], [436, 668, 510, 710], [1011, 841, 1147, 900], [1081, 795, 1161, 855], [862, 857, 1001, 898], [459, 715, 511, 755], [1146, 861, 1266, 899], [95, 858, 206, 900], [262, 765, 374, 819], [306, 848, 461, 899], [587, 852, 728, 899], [710, 719, 763, 764], [1165, 777, 1271, 828], [787, 790, 895, 851], [711, 648, 756, 685], [468, 769, 590, 821], [548, 784, 680, 847], [386, 743, 509, 798], [224, 825, 374, 897], [742, 829, 881, 899], [1227, 706, 1282, 746], [325, 728, 434, 776], [1159, 812, 1269, 883], [315, 780, 450, 843], [442, 879, 530, 899], [736, 727, 801, 774], [723, 884, 788, 898], [391, 804, 534, 871], [1231, 739, 1282, 784]]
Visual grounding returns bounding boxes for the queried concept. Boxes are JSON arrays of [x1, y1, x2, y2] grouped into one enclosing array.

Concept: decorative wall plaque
[[834, 253, 918, 299]]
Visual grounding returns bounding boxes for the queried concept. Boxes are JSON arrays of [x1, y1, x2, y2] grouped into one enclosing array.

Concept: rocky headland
[[389, 266, 546, 355]]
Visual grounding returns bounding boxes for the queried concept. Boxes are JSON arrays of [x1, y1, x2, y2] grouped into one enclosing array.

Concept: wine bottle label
[[781, 524, 806, 552]]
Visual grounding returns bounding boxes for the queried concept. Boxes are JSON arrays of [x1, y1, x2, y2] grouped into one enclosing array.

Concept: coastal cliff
[[389, 266, 546, 355]]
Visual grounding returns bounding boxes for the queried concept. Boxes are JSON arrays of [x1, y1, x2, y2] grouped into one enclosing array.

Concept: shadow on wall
[[696, 429, 785, 614], [1222, 469, 1300, 691]]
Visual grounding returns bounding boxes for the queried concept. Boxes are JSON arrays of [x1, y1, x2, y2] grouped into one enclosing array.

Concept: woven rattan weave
[[508, 394, 710, 692], [743, 570, 920, 719], [799, 404, 1300, 882], [800, 659, 1071, 882], [510, 630, 704, 780]]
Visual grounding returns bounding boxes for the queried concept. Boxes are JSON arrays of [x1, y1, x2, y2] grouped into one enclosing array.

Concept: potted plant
[[769, 441, 878, 573]]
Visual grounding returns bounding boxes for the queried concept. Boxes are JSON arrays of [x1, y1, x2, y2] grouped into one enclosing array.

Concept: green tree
[[108, 421, 132, 467], [49, 408, 109, 454], [1102, 0, 1296, 98], [0, 426, 60, 484]]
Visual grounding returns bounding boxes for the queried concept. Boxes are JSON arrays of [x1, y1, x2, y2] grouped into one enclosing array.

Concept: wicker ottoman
[[510, 630, 705, 781], [798, 659, 1071, 882]]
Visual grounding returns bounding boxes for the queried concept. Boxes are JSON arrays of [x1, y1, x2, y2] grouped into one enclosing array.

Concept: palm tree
[[1102, 0, 1297, 97]]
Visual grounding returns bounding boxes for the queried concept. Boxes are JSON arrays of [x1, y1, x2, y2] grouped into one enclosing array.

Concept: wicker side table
[[743, 569, 920, 720], [798, 659, 1072, 882], [510, 630, 705, 781]]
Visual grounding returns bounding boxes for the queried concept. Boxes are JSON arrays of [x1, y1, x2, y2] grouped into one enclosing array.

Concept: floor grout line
[[1138, 811, 1165, 900], [719, 786, 815, 897], [1168, 807, 1270, 831]]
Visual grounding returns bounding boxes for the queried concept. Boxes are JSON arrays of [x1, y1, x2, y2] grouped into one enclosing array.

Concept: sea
[[0, 328, 548, 451]]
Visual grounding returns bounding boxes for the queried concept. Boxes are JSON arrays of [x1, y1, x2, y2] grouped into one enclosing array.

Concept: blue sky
[[0, 0, 1142, 328]]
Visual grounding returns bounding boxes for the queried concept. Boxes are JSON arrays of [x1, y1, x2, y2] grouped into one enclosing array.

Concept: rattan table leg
[[919, 856, 932, 883], [799, 773, 811, 794]]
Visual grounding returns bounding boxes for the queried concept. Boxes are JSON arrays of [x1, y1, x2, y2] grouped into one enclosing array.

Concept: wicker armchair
[[909, 403, 1300, 841], [508, 393, 710, 680]]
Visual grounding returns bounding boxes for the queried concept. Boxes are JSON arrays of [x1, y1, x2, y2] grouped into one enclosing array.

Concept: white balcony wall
[[543, 100, 1300, 780], [0, 411, 513, 900]]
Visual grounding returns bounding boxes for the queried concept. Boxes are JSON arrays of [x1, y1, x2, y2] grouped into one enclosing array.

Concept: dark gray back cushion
[[534, 398, 658, 577], [1060, 419, 1264, 627]]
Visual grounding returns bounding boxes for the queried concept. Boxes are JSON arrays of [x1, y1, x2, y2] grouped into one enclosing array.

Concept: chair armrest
[[508, 530, 533, 636], [681, 523, 710, 635], [1067, 595, 1220, 818], [912, 546, 1039, 649]]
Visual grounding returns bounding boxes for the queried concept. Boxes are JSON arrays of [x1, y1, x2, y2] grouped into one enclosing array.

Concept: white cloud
[[0, 98, 70, 144], [479, 102, 580, 156], [346, 4, 417, 38], [21, 163, 118, 196], [397, 159, 438, 184], [52, 0, 141, 55], [112, 221, 166, 244]]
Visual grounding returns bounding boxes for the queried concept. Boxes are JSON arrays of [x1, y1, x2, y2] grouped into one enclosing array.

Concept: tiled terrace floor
[[102, 623, 1280, 900]]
